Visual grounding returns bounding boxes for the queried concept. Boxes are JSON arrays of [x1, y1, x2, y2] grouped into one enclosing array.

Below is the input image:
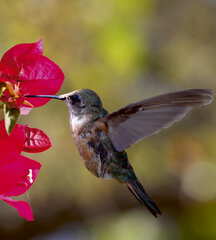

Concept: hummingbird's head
[[62, 89, 103, 117], [25, 89, 106, 119]]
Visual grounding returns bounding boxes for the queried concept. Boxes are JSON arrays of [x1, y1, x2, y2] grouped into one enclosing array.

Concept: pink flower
[[0, 120, 51, 221], [0, 39, 64, 110], [0, 39, 64, 221], [0, 155, 41, 221], [0, 39, 65, 134]]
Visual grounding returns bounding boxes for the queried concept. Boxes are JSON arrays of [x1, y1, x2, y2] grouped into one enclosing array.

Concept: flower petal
[[19, 55, 64, 107], [1, 39, 43, 65], [0, 162, 23, 194], [20, 107, 32, 115], [0, 120, 25, 161], [0, 39, 43, 77], [5, 155, 41, 196], [0, 195, 34, 221], [0, 154, 41, 196], [23, 126, 52, 153]]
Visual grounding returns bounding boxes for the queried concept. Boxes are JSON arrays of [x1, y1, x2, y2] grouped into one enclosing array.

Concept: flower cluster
[[0, 120, 52, 220], [0, 40, 64, 220]]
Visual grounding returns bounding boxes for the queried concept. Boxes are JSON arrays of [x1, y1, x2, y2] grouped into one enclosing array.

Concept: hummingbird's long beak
[[25, 94, 66, 100]]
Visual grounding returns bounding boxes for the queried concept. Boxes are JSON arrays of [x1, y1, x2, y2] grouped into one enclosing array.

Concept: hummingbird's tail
[[126, 180, 161, 217]]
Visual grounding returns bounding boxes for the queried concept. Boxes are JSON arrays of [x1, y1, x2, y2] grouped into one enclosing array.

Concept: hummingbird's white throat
[[70, 114, 90, 133]]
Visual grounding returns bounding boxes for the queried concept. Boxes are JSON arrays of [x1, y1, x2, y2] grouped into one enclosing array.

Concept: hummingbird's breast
[[70, 115, 113, 178]]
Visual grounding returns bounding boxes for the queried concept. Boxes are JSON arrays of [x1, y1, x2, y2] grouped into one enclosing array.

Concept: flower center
[[0, 74, 32, 108]]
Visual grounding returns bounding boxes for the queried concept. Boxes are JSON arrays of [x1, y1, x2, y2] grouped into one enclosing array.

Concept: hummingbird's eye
[[70, 94, 81, 105]]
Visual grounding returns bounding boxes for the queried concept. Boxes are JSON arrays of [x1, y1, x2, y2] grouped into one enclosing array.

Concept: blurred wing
[[99, 89, 213, 152]]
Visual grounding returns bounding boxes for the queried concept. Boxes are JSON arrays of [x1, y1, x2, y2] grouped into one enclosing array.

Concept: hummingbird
[[26, 88, 213, 217]]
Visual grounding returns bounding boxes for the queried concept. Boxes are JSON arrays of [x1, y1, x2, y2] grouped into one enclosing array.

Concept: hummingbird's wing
[[98, 89, 213, 152]]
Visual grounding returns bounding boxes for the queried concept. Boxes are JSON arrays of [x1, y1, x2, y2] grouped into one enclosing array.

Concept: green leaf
[[0, 86, 6, 97], [3, 104, 20, 135]]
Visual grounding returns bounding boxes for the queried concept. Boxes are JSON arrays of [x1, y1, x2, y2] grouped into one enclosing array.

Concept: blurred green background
[[0, 0, 216, 239]]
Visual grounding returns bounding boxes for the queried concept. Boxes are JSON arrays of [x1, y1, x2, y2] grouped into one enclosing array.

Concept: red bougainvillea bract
[[0, 40, 64, 220]]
